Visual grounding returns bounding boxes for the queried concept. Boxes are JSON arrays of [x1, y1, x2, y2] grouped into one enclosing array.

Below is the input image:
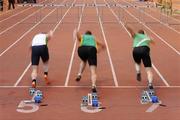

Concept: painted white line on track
[[0, 7, 45, 35], [105, 0, 170, 86], [0, 7, 21, 17], [152, 64, 170, 87], [1, 85, 180, 88], [14, 63, 31, 87], [0, 0, 47, 23], [114, 0, 180, 55], [0, 8, 31, 23], [14, 0, 77, 87], [0, 8, 56, 57], [64, 1, 85, 86], [123, 0, 180, 34], [95, 0, 119, 87], [0, 0, 58, 56], [146, 101, 162, 112]]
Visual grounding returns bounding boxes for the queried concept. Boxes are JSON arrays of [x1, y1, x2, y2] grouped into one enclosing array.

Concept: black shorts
[[31, 45, 49, 65], [132, 46, 152, 67], [78, 46, 97, 66]]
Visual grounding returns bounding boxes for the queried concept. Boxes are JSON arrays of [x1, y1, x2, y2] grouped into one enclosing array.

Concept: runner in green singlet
[[75, 30, 106, 92], [126, 25, 155, 89]]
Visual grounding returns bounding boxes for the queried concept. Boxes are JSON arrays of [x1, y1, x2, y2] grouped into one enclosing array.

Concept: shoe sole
[[75, 76, 81, 82]]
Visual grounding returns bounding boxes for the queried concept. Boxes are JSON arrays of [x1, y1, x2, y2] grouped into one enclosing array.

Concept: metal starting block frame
[[141, 89, 155, 104], [81, 92, 100, 107]]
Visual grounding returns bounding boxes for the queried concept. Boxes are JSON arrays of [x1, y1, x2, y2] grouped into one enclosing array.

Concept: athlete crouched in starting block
[[125, 25, 155, 89], [75, 29, 106, 92], [30, 30, 53, 88]]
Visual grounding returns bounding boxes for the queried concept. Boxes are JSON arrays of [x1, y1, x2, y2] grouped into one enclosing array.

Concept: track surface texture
[[0, 0, 180, 120]]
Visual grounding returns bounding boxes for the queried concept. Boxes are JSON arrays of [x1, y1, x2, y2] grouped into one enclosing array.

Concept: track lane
[[0, 0, 63, 53], [0, 0, 48, 23], [0, 0, 180, 120], [68, 0, 115, 87], [0, 0, 73, 86], [107, 0, 179, 86], [19, 0, 84, 87], [116, 0, 180, 52], [95, 0, 166, 87], [0, 87, 180, 120]]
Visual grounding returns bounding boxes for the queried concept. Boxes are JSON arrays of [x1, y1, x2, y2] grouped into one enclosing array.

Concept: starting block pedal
[[81, 92, 101, 108], [29, 87, 43, 103], [141, 88, 159, 104], [29, 87, 36, 96], [34, 95, 42, 103], [80, 92, 105, 113]]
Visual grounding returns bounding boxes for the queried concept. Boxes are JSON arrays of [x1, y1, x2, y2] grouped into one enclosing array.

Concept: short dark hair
[[41, 32, 47, 34], [138, 29, 145, 34], [85, 30, 92, 35]]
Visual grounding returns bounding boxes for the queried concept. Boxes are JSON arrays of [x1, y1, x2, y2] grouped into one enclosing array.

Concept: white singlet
[[32, 33, 47, 46]]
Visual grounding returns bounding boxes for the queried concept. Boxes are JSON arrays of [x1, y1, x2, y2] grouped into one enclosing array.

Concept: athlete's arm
[[125, 25, 135, 38], [150, 39, 155, 45], [96, 38, 106, 51], [149, 36, 155, 45], [46, 30, 53, 42], [76, 31, 81, 42]]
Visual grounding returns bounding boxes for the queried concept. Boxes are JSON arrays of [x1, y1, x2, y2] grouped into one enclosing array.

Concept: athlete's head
[[85, 30, 92, 35], [41, 32, 48, 34], [138, 29, 145, 34]]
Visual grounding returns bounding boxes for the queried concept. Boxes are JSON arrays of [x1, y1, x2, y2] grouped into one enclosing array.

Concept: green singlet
[[133, 33, 151, 47], [80, 34, 96, 47]]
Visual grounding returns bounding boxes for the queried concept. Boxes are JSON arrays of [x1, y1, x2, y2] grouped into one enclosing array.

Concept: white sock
[[146, 67, 153, 84], [135, 63, 141, 74]]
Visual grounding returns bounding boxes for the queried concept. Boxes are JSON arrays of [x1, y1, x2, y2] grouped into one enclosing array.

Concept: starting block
[[29, 88, 36, 96], [34, 95, 42, 103], [29, 87, 43, 103], [80, 92, 105, 113], [141, 88, 159, 104], [81, 92, 101, 108]]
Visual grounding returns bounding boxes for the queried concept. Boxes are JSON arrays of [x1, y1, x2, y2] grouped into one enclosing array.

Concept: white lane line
[[14, 63, 31, 87], [0, 8, 57, 57], [0, 0, 58, 36], [105, 0, 170, 87], [0, 85, 180, 88], [64, 1, 85, 86], [0, 8, 21, 17], [0, 7, 45, 35], [0, 8, 31, 23], [150, 2, 180, 24], [14, 0, 77, 87], [0, 0, 47, 23], [122, 0, 180, 34], [146, 101, 162, 112], [115, 0, 180, 56], [152, 64, 170, 87], [95, 0, 119, 87]]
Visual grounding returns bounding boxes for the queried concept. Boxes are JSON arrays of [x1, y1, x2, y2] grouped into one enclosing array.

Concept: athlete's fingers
[[49, 30, 53, 37]]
